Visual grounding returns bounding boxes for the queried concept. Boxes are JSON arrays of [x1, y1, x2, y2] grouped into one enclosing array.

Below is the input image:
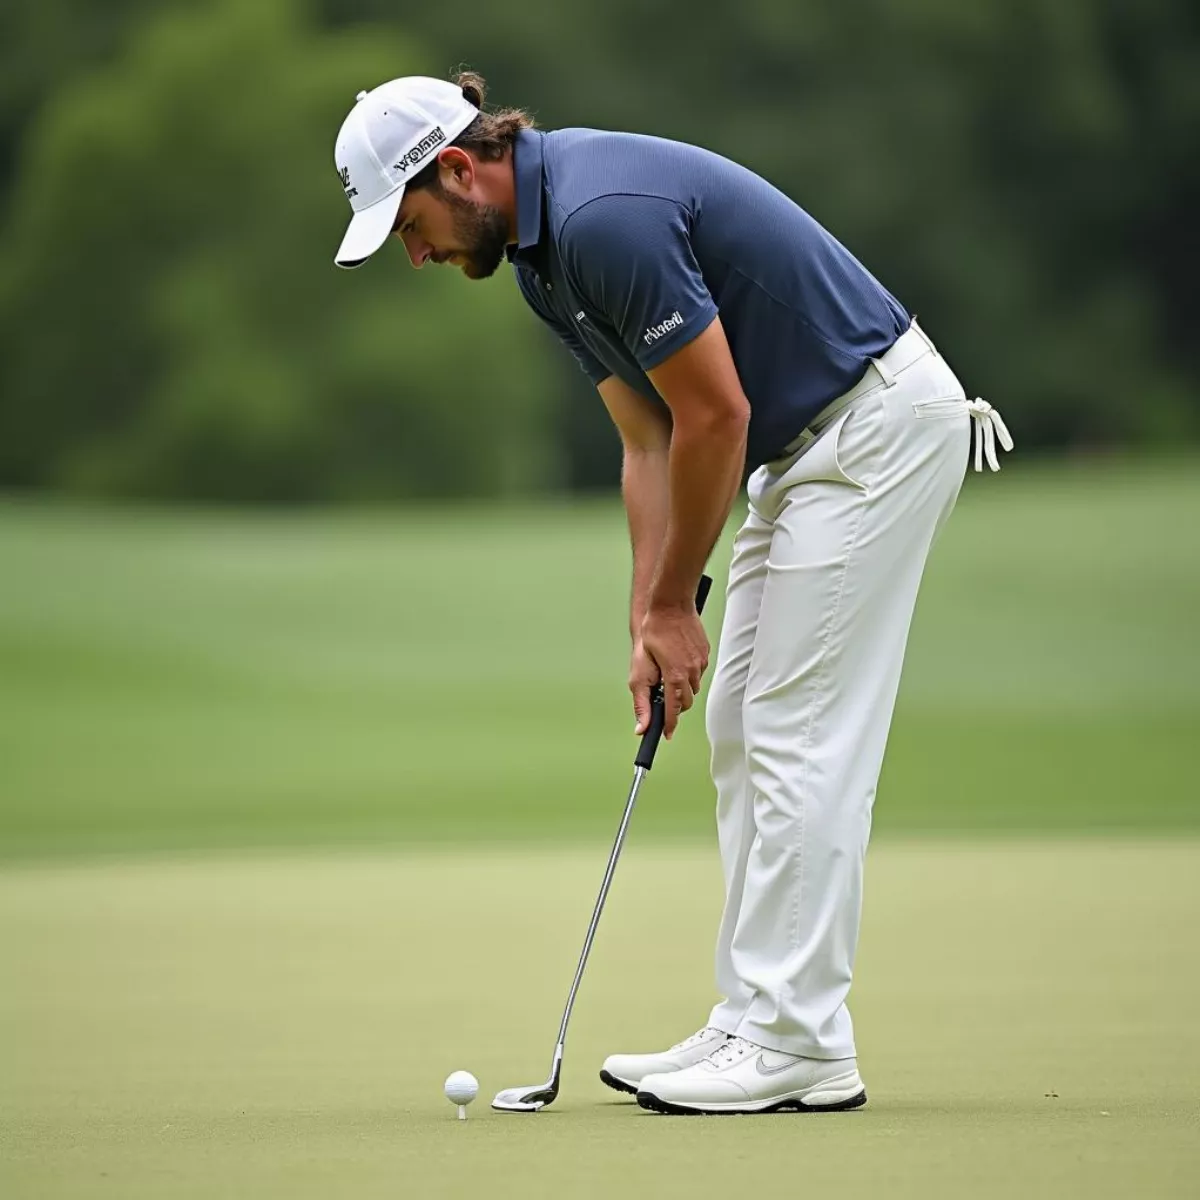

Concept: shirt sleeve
[[513, 266, 612, 386], [558, 195, 719, 371]]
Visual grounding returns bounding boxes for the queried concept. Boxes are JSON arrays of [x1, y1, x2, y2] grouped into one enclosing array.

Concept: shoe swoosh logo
[[753, 1054, 797, 1077]]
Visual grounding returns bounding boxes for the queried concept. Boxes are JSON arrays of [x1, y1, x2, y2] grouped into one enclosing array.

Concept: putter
[[492, 574, 714, 1113]]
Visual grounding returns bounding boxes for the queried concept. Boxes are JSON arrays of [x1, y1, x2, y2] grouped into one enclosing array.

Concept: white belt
[[780, 322, 937, 456], [780, 321, 1014, 472]]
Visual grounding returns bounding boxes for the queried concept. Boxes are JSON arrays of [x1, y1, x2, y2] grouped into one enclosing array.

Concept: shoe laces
[[669, 1026, 726, 1053], [708, 1036, 756, 1066]]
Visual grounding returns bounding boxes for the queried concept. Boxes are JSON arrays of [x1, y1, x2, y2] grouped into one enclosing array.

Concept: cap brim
[[334, 186, 405, 269]]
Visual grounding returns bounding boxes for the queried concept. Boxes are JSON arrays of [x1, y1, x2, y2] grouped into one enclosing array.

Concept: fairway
[[2, 457, 1198, 860], [3, 841, 1198, 1198]]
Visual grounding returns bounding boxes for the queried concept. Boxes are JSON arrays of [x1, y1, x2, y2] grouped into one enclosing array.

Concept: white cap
[[333, 77, 479, 269]]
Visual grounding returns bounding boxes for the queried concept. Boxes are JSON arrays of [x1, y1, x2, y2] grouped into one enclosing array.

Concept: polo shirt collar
[[507, 129, 546, 263]]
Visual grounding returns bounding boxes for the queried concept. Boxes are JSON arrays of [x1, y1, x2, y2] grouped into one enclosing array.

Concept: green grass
[[2, 842, 1197, 1198], [1, 456, 1198, 859], [2, 461, 1196, 1196]]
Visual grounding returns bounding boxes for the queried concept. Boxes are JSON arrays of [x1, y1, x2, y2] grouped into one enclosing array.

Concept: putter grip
[[635, 574, 713, 770]]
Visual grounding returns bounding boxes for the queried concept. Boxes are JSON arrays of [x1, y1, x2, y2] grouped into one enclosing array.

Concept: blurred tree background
[[0, 0, 1196, 501]]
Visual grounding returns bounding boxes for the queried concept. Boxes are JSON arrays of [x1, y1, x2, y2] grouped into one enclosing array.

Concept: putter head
[[492, 1049, 563, 1113], [491, 1079, 559, 1113]]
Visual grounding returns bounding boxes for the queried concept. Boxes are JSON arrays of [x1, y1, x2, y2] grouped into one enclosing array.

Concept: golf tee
[[457, 1105, 467, 1121]]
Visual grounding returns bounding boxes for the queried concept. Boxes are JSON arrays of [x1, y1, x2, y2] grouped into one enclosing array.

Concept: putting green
[[3, 841, 1197, 1198]]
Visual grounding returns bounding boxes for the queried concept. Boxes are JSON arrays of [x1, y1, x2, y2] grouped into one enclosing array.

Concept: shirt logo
[[575, 311, 586, 323], [394, 127, 447, 174], [642, 311, 684, 345], [339, 165, 358, 199]]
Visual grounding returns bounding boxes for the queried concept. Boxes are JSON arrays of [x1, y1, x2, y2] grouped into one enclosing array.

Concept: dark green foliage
[[0, 0, 556, 500], [0, 0, 1197, 499]]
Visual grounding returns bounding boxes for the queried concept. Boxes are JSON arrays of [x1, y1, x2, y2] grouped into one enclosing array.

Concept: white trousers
[[705, 322, 996, 1059]]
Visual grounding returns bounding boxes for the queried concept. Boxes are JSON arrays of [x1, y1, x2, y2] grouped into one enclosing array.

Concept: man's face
[[392, 186, 508, 280]]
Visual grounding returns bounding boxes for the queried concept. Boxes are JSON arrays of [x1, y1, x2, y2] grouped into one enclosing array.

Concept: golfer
[[332, 72, 1011, 1115]]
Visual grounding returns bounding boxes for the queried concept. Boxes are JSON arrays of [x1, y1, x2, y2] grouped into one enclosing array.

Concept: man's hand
[[638, 601, 711, 739], [629, 638, 660, 736]]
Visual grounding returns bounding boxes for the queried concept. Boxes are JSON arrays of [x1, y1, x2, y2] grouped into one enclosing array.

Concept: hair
[[406, 70, 535, 193]]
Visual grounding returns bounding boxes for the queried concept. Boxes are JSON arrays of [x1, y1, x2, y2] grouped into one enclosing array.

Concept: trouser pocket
[[750, 405, 872, 519], [910, 391, 1014, 470], [911, 394, 968, 419]]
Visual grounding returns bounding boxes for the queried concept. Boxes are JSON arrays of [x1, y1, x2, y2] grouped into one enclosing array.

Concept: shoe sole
[[599, 1069, 639, 1096], [636, 1087, 867, 1116]]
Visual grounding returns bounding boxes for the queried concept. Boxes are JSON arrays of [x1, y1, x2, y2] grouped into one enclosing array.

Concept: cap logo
[[394, 126, 447, 174], [339, 165, 358, 199]]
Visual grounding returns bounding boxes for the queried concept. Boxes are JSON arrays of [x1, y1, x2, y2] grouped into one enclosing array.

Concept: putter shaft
[[492, 575, 712, 1112], [552, 764, 648, 1050]]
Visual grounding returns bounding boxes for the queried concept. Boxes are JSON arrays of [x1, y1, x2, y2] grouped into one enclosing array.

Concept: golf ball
[[444, 1070, 479, 1106]]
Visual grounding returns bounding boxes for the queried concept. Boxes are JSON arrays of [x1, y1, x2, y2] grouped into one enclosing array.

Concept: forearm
[[651, 415, 746, 609], [622, 446, 671, 640]]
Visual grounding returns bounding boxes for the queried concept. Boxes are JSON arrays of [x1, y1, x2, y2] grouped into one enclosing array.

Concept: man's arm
[[596, 376, 673, 641], [559, 195, 749, 735], [645, 317, 749, 611], [598, 326, 749, 739], [627, 317, 747, 738], [597, 375, 675, 736]]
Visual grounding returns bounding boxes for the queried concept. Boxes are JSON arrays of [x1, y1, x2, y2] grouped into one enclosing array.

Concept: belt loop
[[870, 355, 896, 388], [910, 318, 936, 354]]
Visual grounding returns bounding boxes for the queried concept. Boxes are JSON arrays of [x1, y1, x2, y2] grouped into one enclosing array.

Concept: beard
[[443, 191, 510, 279]]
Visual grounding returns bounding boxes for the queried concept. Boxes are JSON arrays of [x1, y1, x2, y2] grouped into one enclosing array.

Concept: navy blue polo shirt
[[507, 128, 909, 468]]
